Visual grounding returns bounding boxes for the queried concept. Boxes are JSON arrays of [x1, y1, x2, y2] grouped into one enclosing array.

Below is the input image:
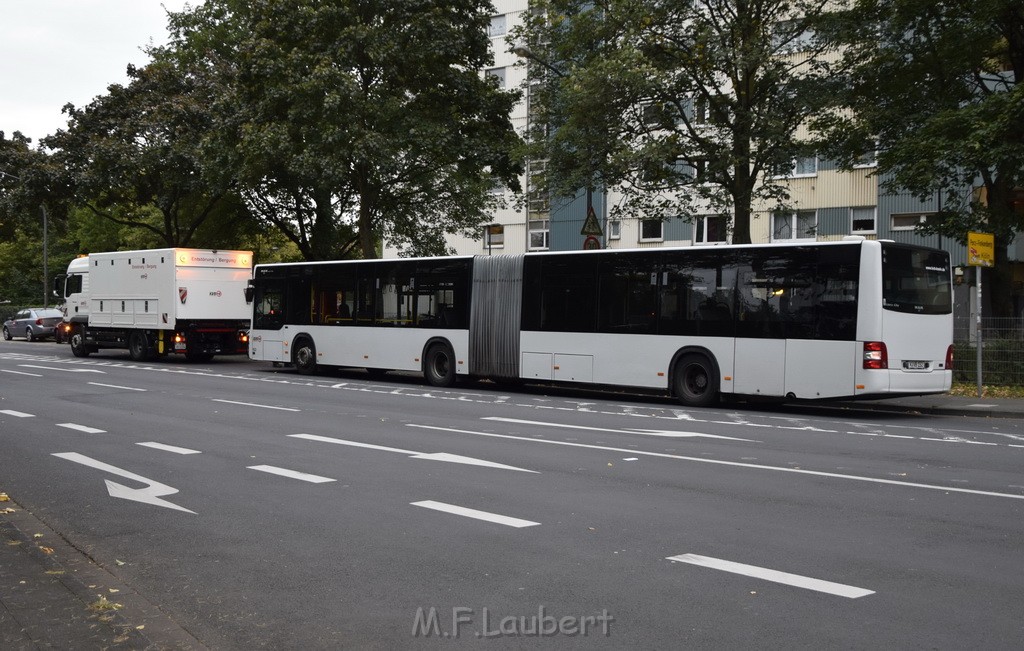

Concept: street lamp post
[[513, 43, 601, 250]]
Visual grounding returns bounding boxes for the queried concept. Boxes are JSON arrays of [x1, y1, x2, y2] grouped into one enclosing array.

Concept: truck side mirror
[[52, 274, 67, 298]]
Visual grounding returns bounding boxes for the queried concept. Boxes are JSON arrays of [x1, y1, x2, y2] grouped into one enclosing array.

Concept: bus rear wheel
[[293, 338, 317, 375], [424, 342, 456, 387], [673, 353, 719, 408]]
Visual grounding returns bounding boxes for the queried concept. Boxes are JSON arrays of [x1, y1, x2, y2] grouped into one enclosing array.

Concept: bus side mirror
[[244, 286, 255, 304]]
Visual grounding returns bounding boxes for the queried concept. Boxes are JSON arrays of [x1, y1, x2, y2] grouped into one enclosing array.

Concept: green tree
[[516, 0, 838, 244], [168, 0, 523, 260], [43, 57, 250, 248], [816, 0, 1024, 315]]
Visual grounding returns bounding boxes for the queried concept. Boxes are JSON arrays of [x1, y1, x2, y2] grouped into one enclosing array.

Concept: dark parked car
[[2, 308, 65, 341]]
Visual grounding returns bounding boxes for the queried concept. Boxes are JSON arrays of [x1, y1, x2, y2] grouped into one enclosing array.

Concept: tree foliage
[[43, 58, 249, 248], [815, 0, 1023, 314], [516, 0, 838, 244], [168, 0, 523, 260]]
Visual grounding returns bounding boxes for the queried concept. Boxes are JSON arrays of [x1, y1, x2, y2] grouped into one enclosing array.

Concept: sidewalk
[[0, 493, 204, 651], [823, 393, 1024, 419], [2, 393, 1020, 650]]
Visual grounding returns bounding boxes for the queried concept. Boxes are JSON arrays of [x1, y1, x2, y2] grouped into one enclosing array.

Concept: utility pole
[[42, 205, 48, 308]]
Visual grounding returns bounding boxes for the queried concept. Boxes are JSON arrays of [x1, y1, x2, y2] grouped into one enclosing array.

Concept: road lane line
[[88, 382, 147, 392], [1, 369, 43, 377], [483, 417, 754, 441], [409, 424, 1024, 501], [0, 409, 35, 418], [136, 442, 201, 455], [411, 500, 540, 528], [56, 423, 106, 434], [19, 364, 105, 374], [667, 554, 874, 599], [247, 465, 335, 483], [212, 399, 299, 412]]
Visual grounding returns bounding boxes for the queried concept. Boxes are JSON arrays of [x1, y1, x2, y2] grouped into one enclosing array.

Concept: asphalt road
[[1, 339, 1023, 649]]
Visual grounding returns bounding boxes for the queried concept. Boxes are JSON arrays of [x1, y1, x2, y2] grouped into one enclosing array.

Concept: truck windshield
[[881, 243, 952, 315]]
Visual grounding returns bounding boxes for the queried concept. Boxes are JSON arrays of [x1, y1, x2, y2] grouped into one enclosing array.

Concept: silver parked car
[[2, 308, 65, 341]]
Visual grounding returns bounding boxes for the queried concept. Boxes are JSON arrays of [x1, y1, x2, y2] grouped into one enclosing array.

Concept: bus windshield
[[881, 243, 952, 315]]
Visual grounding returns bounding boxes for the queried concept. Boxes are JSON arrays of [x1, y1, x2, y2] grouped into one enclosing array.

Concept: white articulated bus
[[247, 238, 953, 406]]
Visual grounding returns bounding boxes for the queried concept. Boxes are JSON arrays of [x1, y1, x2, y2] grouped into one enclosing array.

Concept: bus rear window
[[881, 244, 951, 315]]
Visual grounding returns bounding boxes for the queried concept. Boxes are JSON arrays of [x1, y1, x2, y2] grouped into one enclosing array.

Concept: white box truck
[[56, 248, 253, 361]]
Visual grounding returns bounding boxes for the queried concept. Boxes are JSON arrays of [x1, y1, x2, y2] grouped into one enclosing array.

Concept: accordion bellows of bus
[[247, 239, 953, 406]]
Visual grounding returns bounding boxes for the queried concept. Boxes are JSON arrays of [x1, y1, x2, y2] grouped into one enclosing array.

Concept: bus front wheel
[[424, 342, 456, 387], [69, 326, 91, 358], [294, 338, 317, 375], [673, 354, 719, 408]]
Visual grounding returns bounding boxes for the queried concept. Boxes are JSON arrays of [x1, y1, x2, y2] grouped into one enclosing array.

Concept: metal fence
[[953, 317, 1024, 386]]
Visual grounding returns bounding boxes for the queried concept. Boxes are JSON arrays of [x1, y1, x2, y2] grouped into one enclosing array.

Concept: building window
[[529, 219, 550, 250], [484, 224, 504, 249], [891, 212, 939, 231], [771, 210, 817, 241], [792, 155, 817, 177], [694, 215, 728, 244], [853, 148, 877, 168], [640, 219, 663, 242], [488, 14, 507, 38], [607, 219, 621, 240], [851, 206, 876, 233], [486, 67, 506, 88]]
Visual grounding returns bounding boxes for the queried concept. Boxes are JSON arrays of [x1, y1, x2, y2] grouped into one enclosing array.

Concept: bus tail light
[[863, 341, 888, 369], [945, 345, 954, 370]]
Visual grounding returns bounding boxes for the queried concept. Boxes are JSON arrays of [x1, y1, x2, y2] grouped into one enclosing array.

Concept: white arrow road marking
[[289, 434, 417, 454], [408, 452, 538, 472], [288, 433, 537, 473], [409, 424, 1024, 501], [247, 465, 335, 483], [0, 410, 35, 418], [56, 423, 106, 434], [1, 369, 43, 377], [212, 398, 299, 412], [667, 554, 874, 599], [19, 365, 106, 374], [136, 442, 201, 455], [411, 500, 540, 528], [88, 382, 147, 392], [52, 452, 194, 513], [483, 417, 756, 442]]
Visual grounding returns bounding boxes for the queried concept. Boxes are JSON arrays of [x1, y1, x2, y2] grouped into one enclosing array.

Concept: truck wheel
[[423, 342, 456, 387], [293, 338, 317, 375], [128, 331, 151, 362], [70, 327, 91, 358], [2, 326, 10, 341], [25, 328, 34, 342], [673, 353, 719, 408]]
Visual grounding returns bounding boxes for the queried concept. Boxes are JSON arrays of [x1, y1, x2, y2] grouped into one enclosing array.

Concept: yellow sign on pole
[[967, 231, 994, 267]]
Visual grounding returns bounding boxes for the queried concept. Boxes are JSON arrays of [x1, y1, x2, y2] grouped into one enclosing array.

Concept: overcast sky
[[0, 1, 190, 145]]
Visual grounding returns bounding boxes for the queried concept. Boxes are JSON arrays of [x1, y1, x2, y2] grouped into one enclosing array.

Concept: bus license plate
[[904, 360, 929, 370]]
